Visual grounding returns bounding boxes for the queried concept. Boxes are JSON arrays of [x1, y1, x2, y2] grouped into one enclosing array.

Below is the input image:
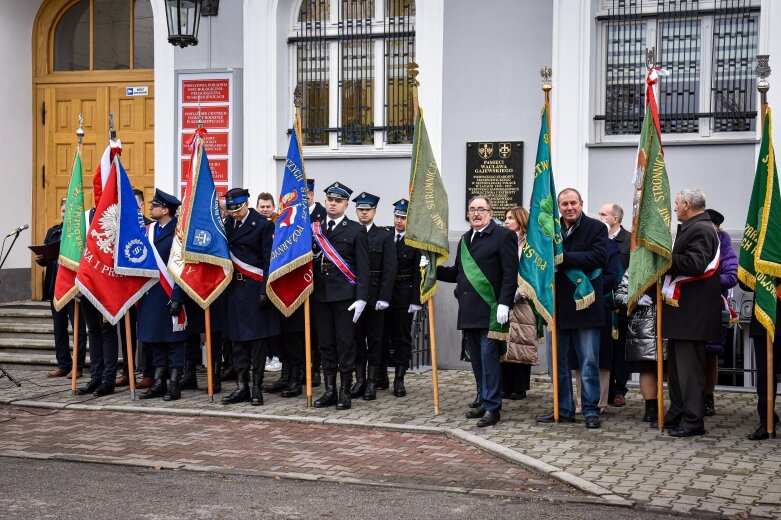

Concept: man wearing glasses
[[436, 196, 518, 427]]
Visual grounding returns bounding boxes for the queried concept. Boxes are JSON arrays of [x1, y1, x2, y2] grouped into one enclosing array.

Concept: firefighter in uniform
[[311, 182, 370, 410], [221, 188, 280, 405], [350, 192, 397, 400], [305, 178, 325, 388], [383, 199, 422, 397]]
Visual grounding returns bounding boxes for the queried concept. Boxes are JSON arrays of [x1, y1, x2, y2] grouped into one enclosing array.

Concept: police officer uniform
[[221, 188, 280, 405], [137, 189, 188, 401], [383, 199, 422, 397], [311, 182, 370, 410], [351, 192, 397, 400]]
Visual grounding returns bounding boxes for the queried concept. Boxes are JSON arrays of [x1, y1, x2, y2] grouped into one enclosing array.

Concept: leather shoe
[[508, 391, 526, 400], [465, 406, 485, 419], [93, 382, 115, 397], [668, 426, 706, 437], [612, 394, 626, 407], [476, 409, 501, 427], [115, 375, 130, 387], [65, 369, 82, 379], [747, 424, 777, 441], [468, 392, 481, 408], [76, 378, 101, 395], [136, 377, 155, 389], [585, 415, 601, 429], [536, 411, 575, 423], [47, 368, 68, 378], [650, 420, 679, 430]]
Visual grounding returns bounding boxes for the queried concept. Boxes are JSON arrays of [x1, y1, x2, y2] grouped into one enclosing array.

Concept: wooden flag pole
[[757, 54, 773, 436], [656, 282, 665, 432], [124, 313, 136, 400], [408, 61, 440, 416], [71, 114, 85, 395], [205, 307, 214, 401]]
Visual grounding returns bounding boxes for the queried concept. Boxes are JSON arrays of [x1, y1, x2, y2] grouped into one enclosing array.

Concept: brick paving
[[1, 365, 780, 518]]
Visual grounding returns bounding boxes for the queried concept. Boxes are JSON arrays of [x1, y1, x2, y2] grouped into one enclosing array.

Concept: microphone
[[6, 224, 29, 237]]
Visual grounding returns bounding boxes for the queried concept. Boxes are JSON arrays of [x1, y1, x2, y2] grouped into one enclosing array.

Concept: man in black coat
[[311, 182, 370, 410], [350, 192, 397, 400], [383, 198, 422, 397], [437, 196, 517, 427], [660, 188, 721, 437], [537, 188, 608, 429], [35, 197, 87, 378], [221, 188, 280, 406]]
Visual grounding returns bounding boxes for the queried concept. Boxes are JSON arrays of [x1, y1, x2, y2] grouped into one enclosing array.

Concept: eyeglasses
[[149, 202, 163, 208], [467, 207, 489, 215]]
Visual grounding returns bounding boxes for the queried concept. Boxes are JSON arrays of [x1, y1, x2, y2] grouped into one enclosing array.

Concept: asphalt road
[[0, 458, 684, 520]]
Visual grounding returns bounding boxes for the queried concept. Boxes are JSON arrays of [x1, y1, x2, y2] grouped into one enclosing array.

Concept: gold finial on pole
[[108, 112, 116, 141], [646, 47, 656, 69], [76, 114, 84, 146], [293, 85, 304, 139], [407, 61, 420, 118], [541, 66, 552, 104], [757, 55, 771, 122]]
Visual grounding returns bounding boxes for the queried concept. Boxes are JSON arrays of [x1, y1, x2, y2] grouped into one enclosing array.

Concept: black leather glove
[[168, 300, 182, 317], [258, 293, 269, 307]]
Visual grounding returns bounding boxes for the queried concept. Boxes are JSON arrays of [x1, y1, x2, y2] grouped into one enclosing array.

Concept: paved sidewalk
[[1, 365, 780, 518]]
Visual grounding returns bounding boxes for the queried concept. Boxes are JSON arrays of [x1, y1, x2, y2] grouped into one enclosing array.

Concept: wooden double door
[[33, 81, 155, 299]]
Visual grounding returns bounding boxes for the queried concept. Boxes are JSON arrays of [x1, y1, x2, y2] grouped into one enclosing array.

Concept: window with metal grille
[[290, 0, 416, 148], [595, 0, 758, 137]]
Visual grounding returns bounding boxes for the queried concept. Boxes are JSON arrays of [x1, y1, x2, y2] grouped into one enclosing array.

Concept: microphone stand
[[0, 228, 26, 386]]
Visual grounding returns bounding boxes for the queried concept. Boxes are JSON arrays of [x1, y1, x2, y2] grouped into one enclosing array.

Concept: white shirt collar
[[365, 222, 374, 232], [328, 214, 346, 227]]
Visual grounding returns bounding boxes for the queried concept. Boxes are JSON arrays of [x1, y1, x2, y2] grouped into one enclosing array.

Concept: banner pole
[[305, 298, 313, 407], [427, 299, 441, 416], [71, 301, 80, 394], [656, 282, 664, 432], [124, 312, 136, 400], [205, 307, 214, 402]]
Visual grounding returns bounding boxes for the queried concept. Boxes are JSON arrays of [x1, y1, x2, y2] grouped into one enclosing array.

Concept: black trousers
[[279, 331, 304, 366], [149, 341, 186, 370], [51, 300, 87, 371], [609, 317, 629, 398], [354, 306, 386, 367], [118, 306, 153, 378], [386, 307, 414, 367], [312, 300, 355, 374], [501, 362, 531, 394], [81, 299, 119, 383], [667, 339, 706, 430], [232, 339, 268, 373], [753, 336, 780, 427]]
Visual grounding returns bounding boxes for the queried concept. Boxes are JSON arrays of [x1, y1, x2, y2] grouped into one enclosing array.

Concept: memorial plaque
[[465, 141, 523, 219]]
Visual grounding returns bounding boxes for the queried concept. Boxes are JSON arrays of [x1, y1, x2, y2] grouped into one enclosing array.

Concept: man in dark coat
[[437, 195, 518, 427], [220, 188, 280, 406], [350, 192, 397, 400], [137, 189, 188, 401], [311, 182, 370, 410], [537, 188, 608, 429], [660, 188, 721, 437], [35, 197, 87, 378], [384, 198, 422, 397]]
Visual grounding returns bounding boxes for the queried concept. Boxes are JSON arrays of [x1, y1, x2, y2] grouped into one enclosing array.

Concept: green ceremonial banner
[[626, 83, 673, 315], [405, 108, 449, 303], [52, 149, 86, 311], [738, 108, 781, 341], [518, 105, 562, 328]]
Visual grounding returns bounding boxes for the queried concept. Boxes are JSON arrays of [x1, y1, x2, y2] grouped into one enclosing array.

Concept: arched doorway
[[32, 0, 156, 299]]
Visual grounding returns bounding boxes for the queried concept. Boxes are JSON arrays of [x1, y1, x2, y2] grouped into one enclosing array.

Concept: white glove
[[375, 300, 389, 311], [496, 304, 510, 325], [408, 304, 422, 314], [419, 256, 429, 268], [638, 295, 653, 307], [348, 300, 367, 322]]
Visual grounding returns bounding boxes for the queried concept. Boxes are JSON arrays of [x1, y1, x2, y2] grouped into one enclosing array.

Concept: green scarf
[[562, 267, 602, 311], [459, 239, 509, 353]]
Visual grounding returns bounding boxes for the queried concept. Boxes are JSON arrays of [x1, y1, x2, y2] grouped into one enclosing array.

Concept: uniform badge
[[124, 238, 149, 264]]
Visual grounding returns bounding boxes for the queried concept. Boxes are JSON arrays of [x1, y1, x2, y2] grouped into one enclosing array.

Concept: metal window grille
[[384, 0, 416, 144], [338, 0, 374, 145], [296, 0, 330, 145], [597, 0, 757, 135]]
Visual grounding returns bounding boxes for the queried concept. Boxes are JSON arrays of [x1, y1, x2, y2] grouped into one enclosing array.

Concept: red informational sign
[[181, 132, 229, 156], [182, 79, 230, 103], [182, 106, 230, 129], [181, 158, 229, 183], [215, 184, 228, 199]]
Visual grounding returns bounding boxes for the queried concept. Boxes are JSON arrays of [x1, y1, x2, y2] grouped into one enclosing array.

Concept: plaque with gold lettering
[[465, 141, 523, 219]]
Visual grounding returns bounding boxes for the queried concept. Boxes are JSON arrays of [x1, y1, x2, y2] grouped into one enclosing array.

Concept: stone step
[[0, 323, 56, 334], [0, 352, 60, 366], [0, 337, 56, 349], [0, 308, 51, 319]]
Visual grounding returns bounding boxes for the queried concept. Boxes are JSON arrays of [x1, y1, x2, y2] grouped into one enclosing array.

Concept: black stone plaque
[[465, 141, 523, 220]]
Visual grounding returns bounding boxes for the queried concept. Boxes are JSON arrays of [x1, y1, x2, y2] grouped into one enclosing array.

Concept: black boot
[[363, 366, 377, 401], [311, 364, 321, 387], [211, 359, 222, 394], [704, 394, 715, 417], [469, 391, 481, 408], [250, 369, 264, 406], [180, 360, 198, 390], [643, 399, 658, 422], [164, 368, 182, 401], [263, 363, 290, 393], [281, 364, 302, 398], [76, 378, 102, 395], [393, 364, 407, 397], [221, 368, 250, 404], [337, 372, 352, 410], [350, 364, 367, 398], [139, 368, 167, 399], [376, 366, 390, 390], [314, 372, 338, 407]]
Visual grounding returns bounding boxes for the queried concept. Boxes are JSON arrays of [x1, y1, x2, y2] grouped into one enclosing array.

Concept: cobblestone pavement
[[1, 365, 780, 518]]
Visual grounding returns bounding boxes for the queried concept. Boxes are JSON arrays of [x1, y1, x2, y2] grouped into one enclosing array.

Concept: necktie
[[234, 219, 241, 231], [327, 220, 335, 235], [472, 231, 481, 243], [396, 234, 403, 244]]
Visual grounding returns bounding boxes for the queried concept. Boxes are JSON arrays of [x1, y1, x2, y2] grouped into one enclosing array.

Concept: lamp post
[[165, 0, 203, 48]]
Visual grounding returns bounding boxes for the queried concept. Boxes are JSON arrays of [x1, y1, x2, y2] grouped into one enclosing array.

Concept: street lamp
[[165, 0, 203, 48]]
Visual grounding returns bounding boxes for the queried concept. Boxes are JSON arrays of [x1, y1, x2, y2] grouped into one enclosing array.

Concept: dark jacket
[[556, 214, 609, 330], [388, 229, 422, 308], [37, 223, 62, 301], [309, 202, 327, 223], [613, 226, 630, 271], [224, 208, 280, 341], [662, 211, 722, 341], [312, 216, 370, 303], [366, 224, 397, 304], [717, 229, 739, 296], [137, 217, 187, 343], [436, 220, 518, 330], [615, 272, 663, 363]]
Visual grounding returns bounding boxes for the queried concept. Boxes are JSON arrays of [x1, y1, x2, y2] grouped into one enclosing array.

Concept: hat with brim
[[151, 189, 181, 212], [392, 198, 409, 216], [705, 208, 724, 227], [225, 188, 250, 213], [324, 182, 352, 200], [352, 191, 380, 209]]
